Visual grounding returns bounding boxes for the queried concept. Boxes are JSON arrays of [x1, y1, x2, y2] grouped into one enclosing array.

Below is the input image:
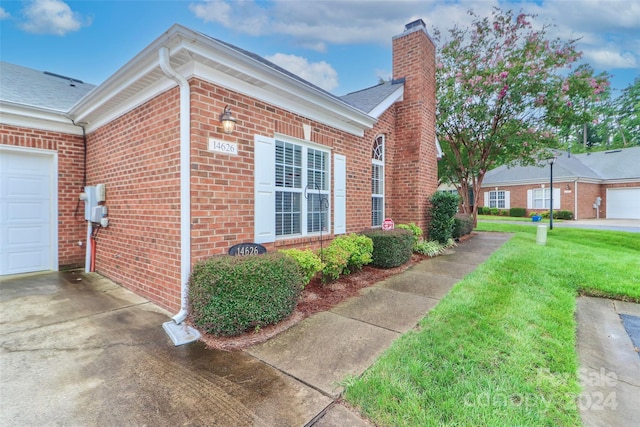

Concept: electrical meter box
[[91, 205, 107, 223]]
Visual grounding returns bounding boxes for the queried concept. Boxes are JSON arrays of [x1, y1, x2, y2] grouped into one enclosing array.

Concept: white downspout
[[85, 222, 92, 273], [159, 47, 191, 325]]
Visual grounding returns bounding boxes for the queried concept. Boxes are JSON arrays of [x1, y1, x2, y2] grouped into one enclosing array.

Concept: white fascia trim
[[172, 34, 374, 128], [1, 102, 81, 135], [186, 54, 373, 135], [368, 85, 404, 119], [602, 179, 640, 185]]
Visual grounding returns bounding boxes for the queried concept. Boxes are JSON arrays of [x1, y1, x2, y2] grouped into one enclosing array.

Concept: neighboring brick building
[[480, 147, 640, 220], [1, 21, 438, 316]]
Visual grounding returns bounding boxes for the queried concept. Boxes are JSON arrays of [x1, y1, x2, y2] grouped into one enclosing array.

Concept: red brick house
[[480, 147, 640, 220], [1, 21, 437, 326]]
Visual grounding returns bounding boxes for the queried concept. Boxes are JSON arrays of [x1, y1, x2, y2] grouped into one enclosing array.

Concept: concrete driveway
[[0, 271, 332, 426]]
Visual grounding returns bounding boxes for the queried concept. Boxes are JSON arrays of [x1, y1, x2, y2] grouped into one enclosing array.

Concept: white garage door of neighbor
[[0, 149, 57, 275], [607, 188, 640, 220]]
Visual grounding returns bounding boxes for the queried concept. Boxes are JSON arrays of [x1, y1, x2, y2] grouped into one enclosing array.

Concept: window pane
[[275, 141, 302, 189], [307, 194, 328, 232], [275, 191, 301, 236], [372, 196, 383, 227], [372, 164, 383, 195], [307, 148, 327, 191]]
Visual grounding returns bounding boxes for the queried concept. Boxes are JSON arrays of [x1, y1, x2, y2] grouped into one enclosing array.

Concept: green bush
[[489, 207, 499, 215], [318, 244, 350, 281], [396, 222, 424, 249], [510, 207, 527, 217], [498, 209, 509, 216], [557, 210, 574, 220], [477, 206, 487, 215], [428, 191, 460, 243], [414, 240, 443, 256], [279, 248, 324, 286], [362, 228, 414, 268], [188, 253, 304, 336], [331, 234, 374, 272], [453, 213, 474, 238]]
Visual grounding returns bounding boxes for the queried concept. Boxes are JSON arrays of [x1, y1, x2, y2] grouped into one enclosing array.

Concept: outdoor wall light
[[220, 105, 236, 134]]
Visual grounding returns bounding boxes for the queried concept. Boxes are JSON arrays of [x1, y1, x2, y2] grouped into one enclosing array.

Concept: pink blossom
[[567, 101, 573, 107], [499, 71, 508, 79], [562, 81, 569, 92], [498, 84, 508, 100]]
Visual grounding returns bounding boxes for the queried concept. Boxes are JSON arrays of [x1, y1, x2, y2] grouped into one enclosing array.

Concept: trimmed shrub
[[428, 191, 460, 243], [557, 210, 574, 220], [189, 253, 304, 336], [279, 248, 324, 286], [477, 206, 487, 215], [489, 207, 499, 216], [453, 213, 474, 238], [510, 207, 527, 217], [318, 244, 350, 281], [396, 222, 424, 249], [330, 233, 374, 272], [498, 209, 509, 216], [362, 228, 414, 268]]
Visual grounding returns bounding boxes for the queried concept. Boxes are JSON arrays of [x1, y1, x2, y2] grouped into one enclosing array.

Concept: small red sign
[[382, 218, 395, 231]]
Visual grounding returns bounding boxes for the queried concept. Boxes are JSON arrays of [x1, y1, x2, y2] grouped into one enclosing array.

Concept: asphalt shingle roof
[[0, 61, 96, 112], [483, 146, 640, 184], [339, 79, 405, 114]]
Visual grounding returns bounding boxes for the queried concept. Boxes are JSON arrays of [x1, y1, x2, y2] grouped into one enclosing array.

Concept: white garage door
[[0, 148, 57, 275], [607, 188, 640, 220]]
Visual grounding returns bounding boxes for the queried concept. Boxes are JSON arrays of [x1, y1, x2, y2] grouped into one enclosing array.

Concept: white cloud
[[585, 49, 638, 69], [20, 0, 88, 36], [265, 53, 338, 91], [0, 7, 10, 20]]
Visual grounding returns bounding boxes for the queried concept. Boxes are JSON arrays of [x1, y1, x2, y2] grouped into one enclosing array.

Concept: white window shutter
[[504, 191, 511, 209], [254, 135, 276, 243], [483, 192, 489, 206], [553, 188, 561, 209], [527, 189, 533, 209], [333, 154, 346, 235]]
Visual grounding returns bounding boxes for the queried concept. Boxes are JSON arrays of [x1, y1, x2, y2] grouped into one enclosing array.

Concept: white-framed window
[[484, 190, 510, 209], [275, 140, 329, 237], [489, 190, 506, 208], [372, 135, 385, 227], [527, 188, 560, 210], [254, 135, 345, 243]]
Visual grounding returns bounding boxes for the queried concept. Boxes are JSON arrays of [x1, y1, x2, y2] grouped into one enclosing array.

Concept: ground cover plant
[[345, 224, 639, 426]]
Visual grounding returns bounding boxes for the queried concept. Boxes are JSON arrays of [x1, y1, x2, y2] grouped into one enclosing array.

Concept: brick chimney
[[389, 19, 437, 233]]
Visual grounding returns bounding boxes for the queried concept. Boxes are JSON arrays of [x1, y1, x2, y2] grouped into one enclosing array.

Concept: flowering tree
[[435, 8, 609, 221]]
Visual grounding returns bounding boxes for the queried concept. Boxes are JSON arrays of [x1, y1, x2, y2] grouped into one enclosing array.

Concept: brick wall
[[1, 124, 86, 268], [391, 24, 438, 233], [86, 88, 183, 311]]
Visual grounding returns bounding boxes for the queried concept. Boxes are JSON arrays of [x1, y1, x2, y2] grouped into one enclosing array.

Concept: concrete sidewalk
[[249, 232, 513, 424], [576, 297, 640, 427]]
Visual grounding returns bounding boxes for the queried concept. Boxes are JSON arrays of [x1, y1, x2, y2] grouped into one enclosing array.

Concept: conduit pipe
[[159, 47, 191, 325]]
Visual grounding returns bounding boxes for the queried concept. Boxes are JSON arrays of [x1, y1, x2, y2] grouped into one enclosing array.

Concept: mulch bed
[[198, 233, 476, 351]]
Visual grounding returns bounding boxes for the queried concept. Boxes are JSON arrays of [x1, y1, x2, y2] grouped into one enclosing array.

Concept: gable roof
[[0, 61, 95, 112], [340, 79, 405, 117], [483, 146, 640, 186]]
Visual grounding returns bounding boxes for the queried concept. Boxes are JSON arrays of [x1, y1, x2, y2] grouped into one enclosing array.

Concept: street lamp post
[[547, 156, 557, 230]]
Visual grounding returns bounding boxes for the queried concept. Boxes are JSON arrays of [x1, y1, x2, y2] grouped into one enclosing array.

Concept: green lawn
[[344, 224, 640, 426]]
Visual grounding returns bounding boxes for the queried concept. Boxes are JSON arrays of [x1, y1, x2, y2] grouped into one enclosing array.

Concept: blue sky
[[1, 0, 638, 97]]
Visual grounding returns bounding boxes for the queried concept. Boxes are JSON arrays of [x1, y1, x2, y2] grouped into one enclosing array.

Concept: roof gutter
[[158, 47, 200, 345]]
